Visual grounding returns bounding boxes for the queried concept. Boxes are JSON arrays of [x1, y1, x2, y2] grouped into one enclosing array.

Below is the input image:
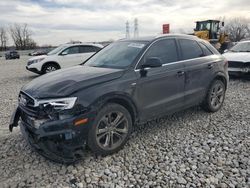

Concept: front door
[[59, 46, 82, 68], [135, 39, 185, 121]]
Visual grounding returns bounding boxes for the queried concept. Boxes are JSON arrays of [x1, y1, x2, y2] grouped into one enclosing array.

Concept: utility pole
[[134, 18, 139, 38], [126, 21, 130, 39]]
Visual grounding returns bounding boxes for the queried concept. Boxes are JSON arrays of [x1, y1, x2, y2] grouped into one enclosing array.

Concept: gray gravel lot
[[0, 56, 249, 187]]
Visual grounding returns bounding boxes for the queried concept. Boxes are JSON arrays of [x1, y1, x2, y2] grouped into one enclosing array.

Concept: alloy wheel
[[96, 111, 129, 150], [210, 82, 225, 109], [45, 66, 57, 73]]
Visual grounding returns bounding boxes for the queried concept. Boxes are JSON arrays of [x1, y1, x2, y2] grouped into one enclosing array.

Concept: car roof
[[61, 43, 103, 48], [119, 34, 200, 43]]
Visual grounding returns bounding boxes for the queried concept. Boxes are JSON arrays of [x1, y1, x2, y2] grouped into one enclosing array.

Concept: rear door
[[135, 38, 185, 120], [79, 45, 99, 62], [178, 39, 216, 107]]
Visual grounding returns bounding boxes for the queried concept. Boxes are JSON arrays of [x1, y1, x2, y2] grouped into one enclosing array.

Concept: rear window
[[179, 39, 203, 60]]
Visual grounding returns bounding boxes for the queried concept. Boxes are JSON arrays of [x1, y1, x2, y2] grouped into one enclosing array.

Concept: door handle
[[208, 64, 214, 69], [177, 71, 185, 76]]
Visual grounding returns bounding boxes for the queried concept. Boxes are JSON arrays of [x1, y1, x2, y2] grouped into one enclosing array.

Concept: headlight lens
[[35, 97, 77, 110], [28, 58, 45, 65]]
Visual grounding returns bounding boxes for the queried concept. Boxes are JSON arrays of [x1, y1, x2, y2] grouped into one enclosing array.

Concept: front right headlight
[[28, 58, 45, 65], [35, 97, 77, 110]]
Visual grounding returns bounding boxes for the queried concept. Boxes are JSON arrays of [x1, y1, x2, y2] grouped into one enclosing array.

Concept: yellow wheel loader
[[194, 20, 229, 53]]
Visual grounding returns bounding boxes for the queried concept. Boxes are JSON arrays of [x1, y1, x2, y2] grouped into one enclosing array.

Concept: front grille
[[228, 61, 245, 68]]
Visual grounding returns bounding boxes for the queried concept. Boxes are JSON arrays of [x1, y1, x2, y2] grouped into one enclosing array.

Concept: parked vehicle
[[223, 40, 250, 77], [5, 50, 20, 60], [26, 43, 103, 74], [10, 34, 229, 163]]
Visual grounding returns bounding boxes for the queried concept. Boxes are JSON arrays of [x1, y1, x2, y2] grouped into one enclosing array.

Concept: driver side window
[[140, 39, 178, 67]]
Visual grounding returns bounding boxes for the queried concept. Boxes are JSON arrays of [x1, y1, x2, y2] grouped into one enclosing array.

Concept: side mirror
[[141, 57, 162, 69], [61, 51, 68, 56]]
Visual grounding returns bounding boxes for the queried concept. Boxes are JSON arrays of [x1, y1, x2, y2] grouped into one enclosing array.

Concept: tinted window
[[79, 46, 96, 53], [199, 42, 213, 56], [63, 46, 79, 54], [143, 39, 178, 65], [179, 39, 203, 60]]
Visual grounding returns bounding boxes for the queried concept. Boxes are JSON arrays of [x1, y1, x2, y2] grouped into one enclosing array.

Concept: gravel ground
[[0, 57, 249, 188]]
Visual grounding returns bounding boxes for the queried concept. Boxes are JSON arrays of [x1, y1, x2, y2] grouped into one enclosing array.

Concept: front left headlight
[[35, 97, 77, 110]]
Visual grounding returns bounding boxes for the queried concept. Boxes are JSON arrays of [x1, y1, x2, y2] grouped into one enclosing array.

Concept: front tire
[[202, 79, 226, 112], [88, 103, 132, 156], [42, 63, 59, 74]]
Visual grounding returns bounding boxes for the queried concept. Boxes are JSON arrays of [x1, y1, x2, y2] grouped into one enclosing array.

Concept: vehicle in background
[[5, 50, 20, 60], [223, 40, 250, 77], [28, 48, 54, 56], [194, 20, 230, 53], [10, 34, 229, 163], [26, 43, 103, 74]]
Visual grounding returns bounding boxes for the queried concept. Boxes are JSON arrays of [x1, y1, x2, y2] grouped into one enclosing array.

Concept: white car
[[26, 43, 103, 74], [223, 41, 250, 77]]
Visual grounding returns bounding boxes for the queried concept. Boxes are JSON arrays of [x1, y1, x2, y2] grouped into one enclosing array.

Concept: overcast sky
[[0, 0, 250, 46]]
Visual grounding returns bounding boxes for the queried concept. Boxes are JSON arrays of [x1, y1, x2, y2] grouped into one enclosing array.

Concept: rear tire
[[201, 79, 226, 112], [42, 63, 59, 74], [88, 103, 132, 156]]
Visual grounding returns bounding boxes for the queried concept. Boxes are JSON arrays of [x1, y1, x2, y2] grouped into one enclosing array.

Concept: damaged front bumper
[[9, 106, 94, 164]]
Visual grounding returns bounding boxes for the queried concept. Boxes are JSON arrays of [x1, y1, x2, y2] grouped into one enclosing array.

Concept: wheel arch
[[213, 72, 228, 90], [93, 93, 138, 125], [42, 61, 61, 71]]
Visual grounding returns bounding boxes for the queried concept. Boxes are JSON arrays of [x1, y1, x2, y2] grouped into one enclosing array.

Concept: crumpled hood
[[22, 65, 124, 98], [28, 55, 47, 61], [223, 52, 250, 62]]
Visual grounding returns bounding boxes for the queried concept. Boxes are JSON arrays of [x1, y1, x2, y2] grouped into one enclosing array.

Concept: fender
[[90, 92, 139, 124]]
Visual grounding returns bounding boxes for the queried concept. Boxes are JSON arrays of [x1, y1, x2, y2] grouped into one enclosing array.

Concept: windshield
[[230, 42, 250, 52], [84, 41, 148, 69], [47, 45, 67, 55]]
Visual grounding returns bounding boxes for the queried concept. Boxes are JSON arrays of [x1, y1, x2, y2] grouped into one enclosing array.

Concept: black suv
[[10, 34, 229, 163], [5, 50, 20, 60]]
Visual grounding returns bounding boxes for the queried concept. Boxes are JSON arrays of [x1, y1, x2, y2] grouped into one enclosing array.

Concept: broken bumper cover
[[9, 106, 94, 163]]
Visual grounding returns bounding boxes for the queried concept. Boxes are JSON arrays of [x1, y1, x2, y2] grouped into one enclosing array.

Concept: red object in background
[[163, 24, 170, 34]]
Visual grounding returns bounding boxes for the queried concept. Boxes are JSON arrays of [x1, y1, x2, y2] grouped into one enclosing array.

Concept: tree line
[[0, 23, 36, 51]]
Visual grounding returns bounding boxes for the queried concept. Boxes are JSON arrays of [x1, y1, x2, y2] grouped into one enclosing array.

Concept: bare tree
[[9, 23, 36, 50], [0, 27, 8, 51], [225, 17, 250, 42]]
